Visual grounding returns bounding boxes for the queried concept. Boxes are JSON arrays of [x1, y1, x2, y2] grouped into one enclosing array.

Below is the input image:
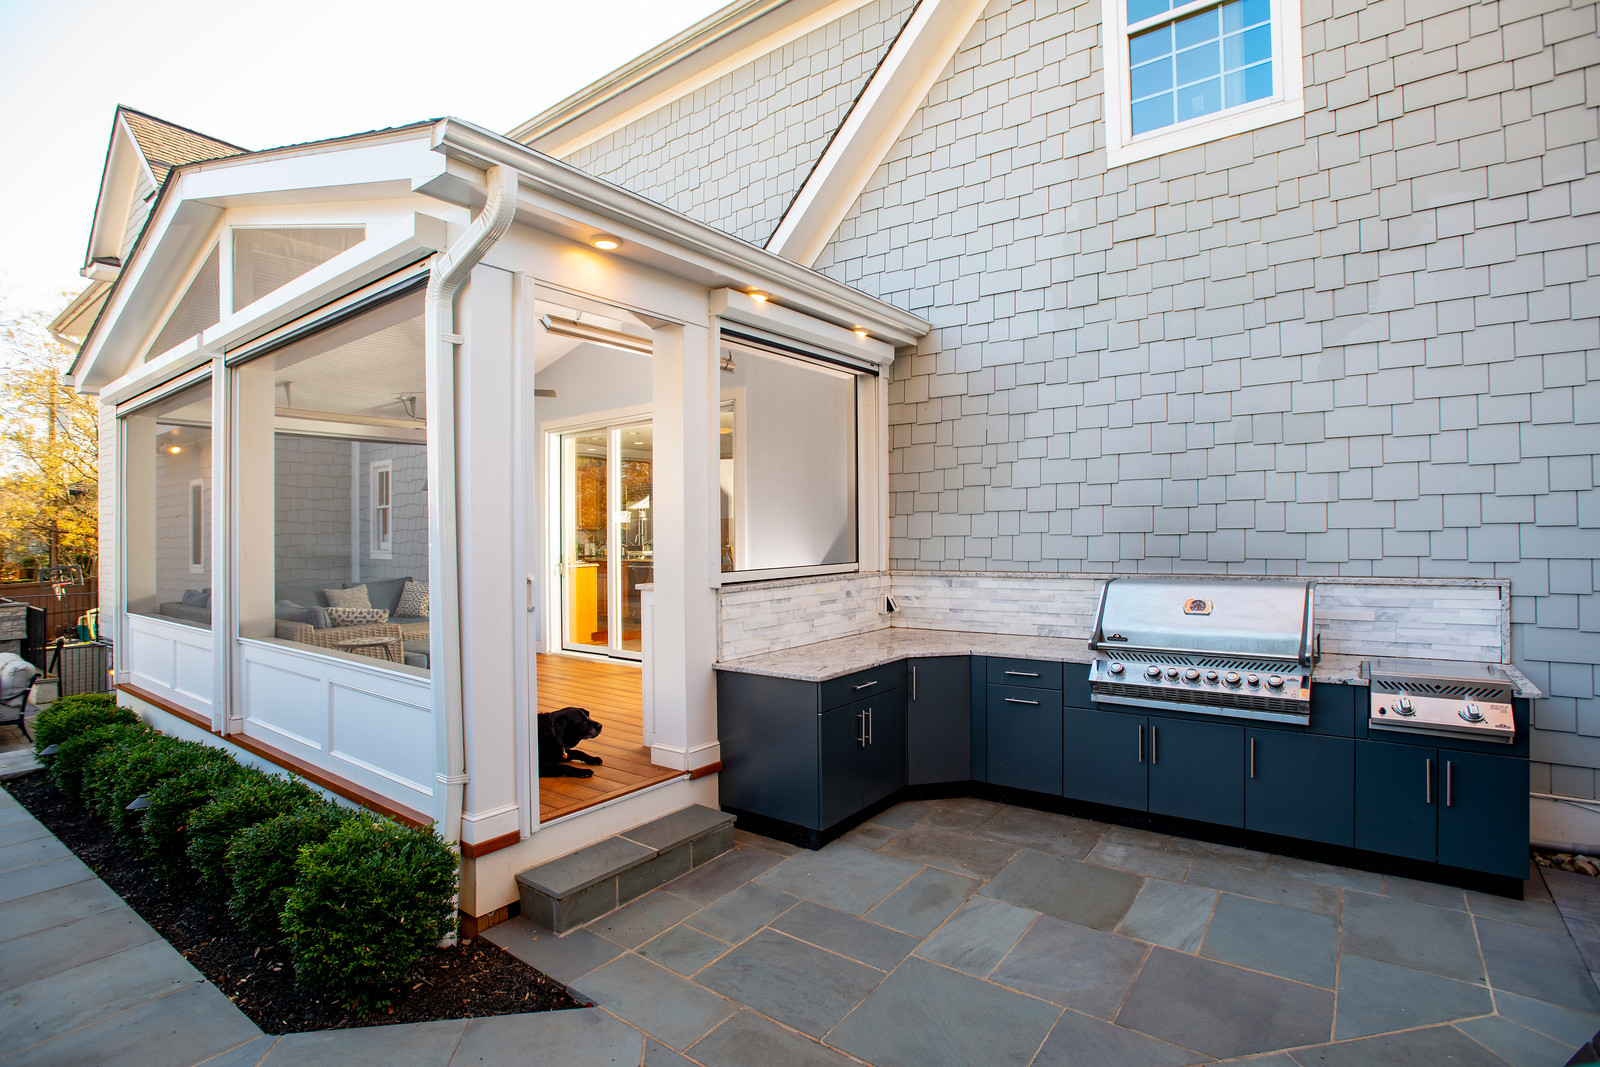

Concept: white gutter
[[427, 164, 519, 844]]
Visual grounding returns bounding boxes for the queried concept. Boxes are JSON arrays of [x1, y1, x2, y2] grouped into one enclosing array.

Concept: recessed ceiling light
[[853, 328, 869, 339], [591, 234, 622, 251], [749, 291, 768, 302], [167, 445, 182, 454]]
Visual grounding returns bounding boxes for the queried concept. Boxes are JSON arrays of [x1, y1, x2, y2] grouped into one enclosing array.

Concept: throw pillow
[[327, 606, 389, 627], [396, 581, 429, 618], [182, 588, 208, 608], [274, 600, 311, 623], [323, 585, 371, 610]]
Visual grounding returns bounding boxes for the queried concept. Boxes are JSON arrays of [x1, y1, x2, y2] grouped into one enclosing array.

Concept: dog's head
[[551, 706, 603, 747]]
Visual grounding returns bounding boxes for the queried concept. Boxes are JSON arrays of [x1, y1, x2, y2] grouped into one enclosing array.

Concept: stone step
[[515, 804, 735, 933]]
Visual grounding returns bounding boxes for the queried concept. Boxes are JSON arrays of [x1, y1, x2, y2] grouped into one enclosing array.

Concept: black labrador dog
[[538, 706, 604, 778]]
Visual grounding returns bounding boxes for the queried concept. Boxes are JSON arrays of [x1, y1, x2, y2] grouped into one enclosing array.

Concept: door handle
[[1426, 758, 1433, 804], [526, 576, 536, 613], [852, 680, 879, 692], [1137, 724, 1144, 764], [1151, 726, 1158, 765], [1249, 737, 1256, 779], [910, 665, 917, 701], [1446, 760, 1453, 807], [1004, 698, 1040, 705]]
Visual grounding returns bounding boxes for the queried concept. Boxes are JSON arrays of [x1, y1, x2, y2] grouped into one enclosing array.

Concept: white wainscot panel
[[240, 639, 433, 810], [127, 614, 214, 718]]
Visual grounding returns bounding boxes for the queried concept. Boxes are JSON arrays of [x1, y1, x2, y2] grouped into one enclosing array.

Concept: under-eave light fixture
[[853, 328, 870, 339], [748, 290, 768, 302], [591, 234, 622, 251]]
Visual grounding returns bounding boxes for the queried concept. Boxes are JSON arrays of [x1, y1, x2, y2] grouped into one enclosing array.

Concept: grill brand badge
[[1183, 597, 1212, 616]]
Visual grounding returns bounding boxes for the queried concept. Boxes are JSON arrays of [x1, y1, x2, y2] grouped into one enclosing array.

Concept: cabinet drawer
[[986, 658, 1063, 690], [821, 662, 902, 711], [987, 684, 1063, 794]]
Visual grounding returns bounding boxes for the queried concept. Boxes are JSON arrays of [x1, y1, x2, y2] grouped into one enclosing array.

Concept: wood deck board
[[536, 653, 680, 822]]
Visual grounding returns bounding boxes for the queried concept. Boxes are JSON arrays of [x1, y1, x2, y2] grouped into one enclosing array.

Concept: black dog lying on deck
[[538, 706, 605, 778]]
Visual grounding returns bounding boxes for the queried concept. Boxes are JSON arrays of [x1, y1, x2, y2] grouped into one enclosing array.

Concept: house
[[61, 0, 1597, 930]]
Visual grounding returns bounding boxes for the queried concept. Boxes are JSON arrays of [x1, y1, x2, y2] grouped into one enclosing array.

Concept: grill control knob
[[1246, 674, 1260, 688], [1205, 671, 1220, 685], [1145, 666, 1162, 680], [1460, 703, 1485, 723], [1394, 698, 1414, 717], [1184, 668, 1201, 683], [1266, 675, 1284, 690], [1223, 672, 1241, 688], [1108, 662, 1126, 677], [1167, 667, 1180, 680]]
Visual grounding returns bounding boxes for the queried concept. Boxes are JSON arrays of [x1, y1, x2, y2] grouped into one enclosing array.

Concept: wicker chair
[[274, 619, 404, 664]]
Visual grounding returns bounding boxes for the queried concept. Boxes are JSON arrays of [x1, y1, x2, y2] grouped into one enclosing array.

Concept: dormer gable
[[82, 107, 245, 281]]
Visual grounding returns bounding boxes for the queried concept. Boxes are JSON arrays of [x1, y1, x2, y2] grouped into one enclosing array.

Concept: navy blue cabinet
[[906, 657, 973, 785], [987, 683, 1064, 794], [1149, 717, 1244, 828], [1246, 730, 1354, 846], [1354, 739, 1528, 878], [1063, 705, 1147, 809]]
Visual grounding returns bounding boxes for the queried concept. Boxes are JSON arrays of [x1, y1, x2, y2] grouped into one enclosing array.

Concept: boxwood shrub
[[187, 771, 318, 895], [281, 816, 458, 1009], [140, 754, 245, 874], [227, 799, 359, 944], [48, 720, 147, 797], [32, 695, 140, 767], [85, 734, 219, 837]]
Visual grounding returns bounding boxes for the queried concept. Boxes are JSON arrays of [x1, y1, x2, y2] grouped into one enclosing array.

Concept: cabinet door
[[859, 697, 905, 810], [1063, 706, 1147, 810], [1148, 717, 1244, 827], [1354, 740, 1437, 863], [987, 684, 1064, 795], [1246, 731, 1354, 846], [818, 703, 865, 830], [907, 657, 972, 785], [1438, 751, 1529, 879]]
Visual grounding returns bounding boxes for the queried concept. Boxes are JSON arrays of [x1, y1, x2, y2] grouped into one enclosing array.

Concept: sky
[[0, 0, 729, 322]]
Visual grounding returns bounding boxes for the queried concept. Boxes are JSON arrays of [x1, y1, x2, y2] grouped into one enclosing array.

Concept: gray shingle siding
[[563, 0, 1600, 797]]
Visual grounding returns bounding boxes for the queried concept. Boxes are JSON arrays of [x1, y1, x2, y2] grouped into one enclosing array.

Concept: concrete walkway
[[7, 778, 1600, 1065]]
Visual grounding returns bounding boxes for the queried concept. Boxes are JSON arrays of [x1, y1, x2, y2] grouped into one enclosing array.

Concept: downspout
[[427, 164, 519, 845]]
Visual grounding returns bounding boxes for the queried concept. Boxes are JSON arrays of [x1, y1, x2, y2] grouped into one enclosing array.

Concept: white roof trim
[[510, 0, 878, 158], [767, 0, 989, 266], [711, 288, 894, 366]]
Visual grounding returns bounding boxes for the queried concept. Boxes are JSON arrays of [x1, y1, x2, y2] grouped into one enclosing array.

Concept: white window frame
[[188, 479, 205, 572], [370, 459, 392, 559], [1101, 0, 1304, 167]]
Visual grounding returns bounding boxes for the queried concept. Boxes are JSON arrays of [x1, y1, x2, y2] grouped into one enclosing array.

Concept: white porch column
[[648, 321, 720, 771], [454, 266, 522, 849]]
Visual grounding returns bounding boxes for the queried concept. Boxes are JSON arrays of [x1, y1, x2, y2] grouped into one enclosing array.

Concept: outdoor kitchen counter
[[715, 631, 1543, 698]]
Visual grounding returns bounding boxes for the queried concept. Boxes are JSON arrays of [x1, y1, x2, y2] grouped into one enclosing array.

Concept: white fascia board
[[84, 116, 155, 268], [76, 129, 449, 394], [98, 336, 209, 406], [711, 288, 895, 365], [432, 120, 930, 346], [767, 0, 990, 266], [510, 0, 877, 157]]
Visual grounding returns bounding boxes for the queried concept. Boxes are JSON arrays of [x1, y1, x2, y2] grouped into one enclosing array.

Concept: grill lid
[[1088, 578, 1315, 664]]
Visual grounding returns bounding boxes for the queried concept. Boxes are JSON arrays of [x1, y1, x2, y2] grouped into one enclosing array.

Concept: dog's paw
[[569, 750, 603, 765]]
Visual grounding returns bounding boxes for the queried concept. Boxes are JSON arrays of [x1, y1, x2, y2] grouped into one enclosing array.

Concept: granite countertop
[[715, 629, 1543, 698]]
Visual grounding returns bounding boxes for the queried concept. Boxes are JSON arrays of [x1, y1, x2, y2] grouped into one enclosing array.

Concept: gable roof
[[118, 107, 246, 184]]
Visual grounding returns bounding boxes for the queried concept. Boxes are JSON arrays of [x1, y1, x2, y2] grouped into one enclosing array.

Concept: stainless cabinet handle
[[910, 665, 917, 701], [1138, 724, 1144, 764], [867, 707, 874, 745], [1005, 670, 1040, 678], [857, 709, 866, 748], [1004, 698, 1040, 705], [1426, 758, 1433, 804], [1249, 737, 1256, 779], [851, 680, 879, 691], [1151, 726, 1158, 764], [1446, 760, 1453, 807]]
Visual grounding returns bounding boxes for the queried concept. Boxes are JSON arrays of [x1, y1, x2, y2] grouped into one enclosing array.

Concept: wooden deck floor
[[537, 653, 681, 823]]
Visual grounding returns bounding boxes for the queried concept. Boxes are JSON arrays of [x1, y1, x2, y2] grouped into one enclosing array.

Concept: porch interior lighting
[[539, 312, 651, 356], [590, 234, 622, 250], [167, 445, 182, 454]]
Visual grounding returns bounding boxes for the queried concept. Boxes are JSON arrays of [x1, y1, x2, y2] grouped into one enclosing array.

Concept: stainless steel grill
[[1087, 578, 1317, 725], [1365, 658, 1516, 743]]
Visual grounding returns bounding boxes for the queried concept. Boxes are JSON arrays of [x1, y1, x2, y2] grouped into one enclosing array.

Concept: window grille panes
[[1129, 0, 1272, 135], [232, 227, 365, 311], [123, 378, 213, 628], [145, 246, 220, 361], [719, 340, 858, 573]]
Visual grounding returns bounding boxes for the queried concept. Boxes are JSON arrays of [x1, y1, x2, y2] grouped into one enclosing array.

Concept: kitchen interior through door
[[560, 421, 652, 658]]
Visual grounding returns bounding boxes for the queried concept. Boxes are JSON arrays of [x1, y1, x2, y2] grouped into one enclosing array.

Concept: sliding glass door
[[560, 421, 652, 658]]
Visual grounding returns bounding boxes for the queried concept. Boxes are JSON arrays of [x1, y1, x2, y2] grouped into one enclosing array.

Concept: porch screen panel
[[144, 246, 220, 362], [232, 227, 364, 311], [720, 340, 858, 573], [238, 290, 429, 674], [123, 378, 213, 627]]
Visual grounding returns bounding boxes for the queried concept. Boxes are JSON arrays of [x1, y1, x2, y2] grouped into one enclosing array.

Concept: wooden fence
[[0, 581, 100, 643]]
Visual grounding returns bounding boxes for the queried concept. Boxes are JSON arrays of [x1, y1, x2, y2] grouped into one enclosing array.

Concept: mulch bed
[[4, 771, 583, 1033]]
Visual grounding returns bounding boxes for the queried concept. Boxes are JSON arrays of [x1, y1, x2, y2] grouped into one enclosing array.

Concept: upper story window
[[1102, 0, 1303, 166]]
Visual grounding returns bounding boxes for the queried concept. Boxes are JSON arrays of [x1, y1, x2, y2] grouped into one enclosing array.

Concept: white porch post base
[[650, 740, 722, 772]]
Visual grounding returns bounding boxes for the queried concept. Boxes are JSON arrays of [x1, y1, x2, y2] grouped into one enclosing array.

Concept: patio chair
[[0, 652, 40, 740], [273, 619, 404, 664]]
